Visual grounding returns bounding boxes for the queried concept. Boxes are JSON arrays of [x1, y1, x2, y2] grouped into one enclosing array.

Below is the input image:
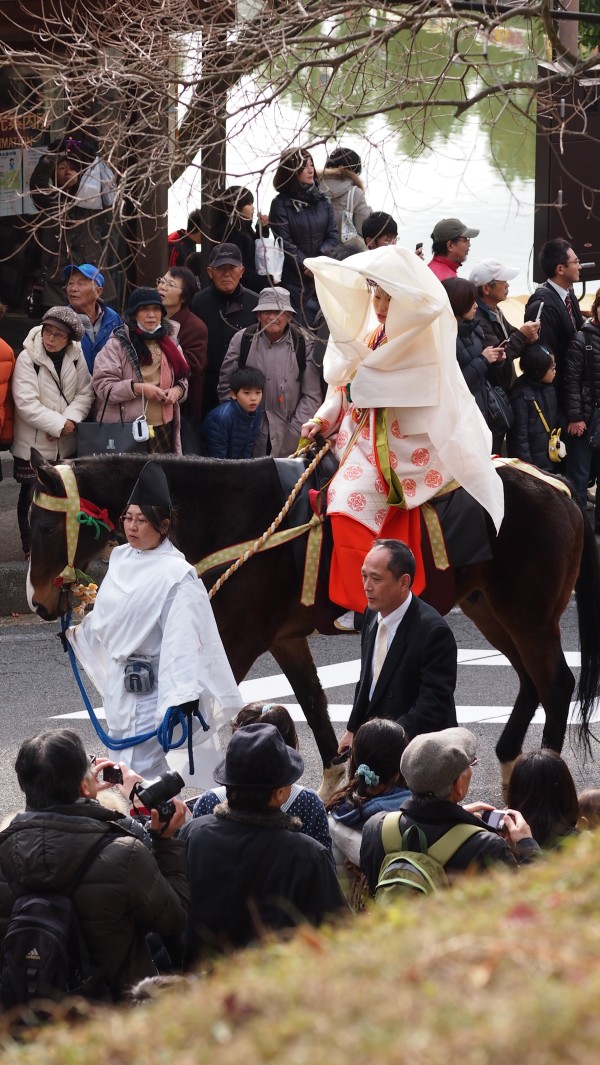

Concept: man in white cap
[[428, 217, 479, 282], [360, 727, 541, 894], [217, 285, 322, 456], [471, 259, 540, 380]]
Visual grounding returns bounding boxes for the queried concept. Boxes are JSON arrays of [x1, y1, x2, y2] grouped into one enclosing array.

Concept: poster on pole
[[0, 149, 22, 217]]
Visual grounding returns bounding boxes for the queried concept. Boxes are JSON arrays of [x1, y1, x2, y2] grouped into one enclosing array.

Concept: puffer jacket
[[507, 376, 562, 472], [11, 326, 94, 461], [269, 187, 338, 315], [360, 797, 541, 895], [0, 336, 15, 446], [92, 320, 188, 453], [564, 320, 600, 423], [318, 169, 371, 242], [200, 398, 261, 459], [0, 801, 190, 1000], [456, 319, 491, 421]]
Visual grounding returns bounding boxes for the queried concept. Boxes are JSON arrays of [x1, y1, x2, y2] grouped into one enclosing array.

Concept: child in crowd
[[326, 719, 410, 882], [200, 366, 265, 458], [506, 749, 579, 849], [192, 701, 331, 851], [362, 211, 398, 249], [577, 789, 600, 830], [507, 343, 563, 472]]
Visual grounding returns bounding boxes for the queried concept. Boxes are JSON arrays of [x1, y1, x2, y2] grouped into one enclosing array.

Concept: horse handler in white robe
[[66, 460, 243, 785]]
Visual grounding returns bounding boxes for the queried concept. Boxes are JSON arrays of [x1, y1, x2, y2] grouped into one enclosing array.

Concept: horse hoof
[[318, 762, 348, 803], [500, 758, 519, 802]]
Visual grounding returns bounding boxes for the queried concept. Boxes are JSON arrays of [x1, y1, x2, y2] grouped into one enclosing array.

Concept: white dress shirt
[[369, 592, 413, 698]]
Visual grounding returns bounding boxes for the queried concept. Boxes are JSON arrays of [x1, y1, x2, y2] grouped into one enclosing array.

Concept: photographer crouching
[[0, 729, 190, 1008]]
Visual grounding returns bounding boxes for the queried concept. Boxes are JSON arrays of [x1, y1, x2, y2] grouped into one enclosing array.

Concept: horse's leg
[[460, 591, 540, 790], [269, 635, 343, 797]]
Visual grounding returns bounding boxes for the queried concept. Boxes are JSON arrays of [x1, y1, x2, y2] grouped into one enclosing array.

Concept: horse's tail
[[575, 515, 600, 751]]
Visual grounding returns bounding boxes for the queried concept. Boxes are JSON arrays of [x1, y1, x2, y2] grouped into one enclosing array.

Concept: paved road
[[1, 597, 599, 816]]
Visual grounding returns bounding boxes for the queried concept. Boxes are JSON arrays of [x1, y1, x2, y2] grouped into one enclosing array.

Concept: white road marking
[[51, 645, 592, 726]]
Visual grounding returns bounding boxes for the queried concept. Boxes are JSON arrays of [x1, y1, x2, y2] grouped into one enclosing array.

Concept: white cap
[[469, 260, 519, 286]]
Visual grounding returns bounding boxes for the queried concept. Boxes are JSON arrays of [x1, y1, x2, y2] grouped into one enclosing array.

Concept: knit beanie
[[41, 306, 85, 341], [125, 288, 166, 318]]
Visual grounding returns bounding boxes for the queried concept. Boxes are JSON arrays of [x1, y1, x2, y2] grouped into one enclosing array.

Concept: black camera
[[132, 770, 185, 824]]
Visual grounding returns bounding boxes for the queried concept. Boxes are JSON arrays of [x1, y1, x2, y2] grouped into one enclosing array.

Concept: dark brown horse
[[27, 451, 600, 787]]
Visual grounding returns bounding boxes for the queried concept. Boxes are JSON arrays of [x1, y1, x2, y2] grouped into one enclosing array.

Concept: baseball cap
[[209, 243, 243, 268], [431, 218, 480, 243], [469, 260, 519, 286], [63, 263, 105, 286]]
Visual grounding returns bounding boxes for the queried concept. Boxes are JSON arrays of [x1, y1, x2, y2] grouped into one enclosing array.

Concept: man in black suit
[[337, 540, 458, 756], [524, 238, 583, 396]]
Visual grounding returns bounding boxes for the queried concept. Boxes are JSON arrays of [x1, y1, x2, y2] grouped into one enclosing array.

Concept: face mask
[[141, 323, 162, 334]]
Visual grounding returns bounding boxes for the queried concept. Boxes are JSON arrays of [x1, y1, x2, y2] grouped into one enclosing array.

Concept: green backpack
[[375, 813, 486, 899]]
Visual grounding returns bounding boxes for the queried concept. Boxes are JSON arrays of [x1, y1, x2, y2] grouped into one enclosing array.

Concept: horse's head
[[28, 451, 114, 620]]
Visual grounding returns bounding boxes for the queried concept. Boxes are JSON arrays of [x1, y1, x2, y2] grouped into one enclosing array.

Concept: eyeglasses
[[156, 276, 182, 290], [123, 515, 150, 527], [42, 326, 69, 340], [566, 258, 580, 266]]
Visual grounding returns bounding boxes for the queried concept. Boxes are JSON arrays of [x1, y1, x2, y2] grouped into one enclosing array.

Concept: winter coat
[[474, 301, 526, 390], [0, 801, 190, 1000], [189, 283, 257, 417], [10, 326, 94, 462], [318, 169, 371, 243], [200, 398, 261, 459], [92, 321, 188, 454], [564, 320, 600, 424], [0, 336, 15, 446], [360, 797, 542, 895], [167, 229, 197, 268], [218, 324, 323, 457], [79, 302, 123, 373], [506, 376, 562, 472], [455, 319, 492, 423], [181, 803, 346, 964], [170, 304, 208, 419], [269, 188, 338, 321], [329, 785, 412, 828], [193, 784, 332, 851]]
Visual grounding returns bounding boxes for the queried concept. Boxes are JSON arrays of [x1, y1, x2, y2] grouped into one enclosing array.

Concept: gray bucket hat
[[253, 286, 295, 315]]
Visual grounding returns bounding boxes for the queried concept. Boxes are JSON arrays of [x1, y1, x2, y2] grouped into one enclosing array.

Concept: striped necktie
[[565, 293, 575, 326], [372, 618, 388, 686]]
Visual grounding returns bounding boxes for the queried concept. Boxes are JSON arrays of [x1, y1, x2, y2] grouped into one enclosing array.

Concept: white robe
[[66, 539, 243, 785], [303, 245, 505, 532]]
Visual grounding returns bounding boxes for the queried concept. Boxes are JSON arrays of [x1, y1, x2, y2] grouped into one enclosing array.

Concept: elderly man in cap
[[181, 723, 345, 964], [218, 285, 323, 456], [360, 727, 541, 894], [471, 259, 540, 381], [64, 264, 123, 372], [189, 243, 257, 417], [428, 217, 479, 282]]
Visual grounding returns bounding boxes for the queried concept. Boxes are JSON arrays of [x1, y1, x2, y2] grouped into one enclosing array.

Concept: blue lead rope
[[60, 612, 209, 774]]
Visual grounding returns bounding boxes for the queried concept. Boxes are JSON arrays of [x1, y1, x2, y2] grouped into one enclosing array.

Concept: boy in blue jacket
[[201, 366, 265, 458]]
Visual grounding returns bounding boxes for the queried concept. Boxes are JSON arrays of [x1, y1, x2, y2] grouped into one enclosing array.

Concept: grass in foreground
[[2, 831, 600, 1063]]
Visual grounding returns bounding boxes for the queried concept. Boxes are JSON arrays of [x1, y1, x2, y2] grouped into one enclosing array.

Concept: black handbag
[[77, 388, 149, 457], [485, 381, 514, 433]]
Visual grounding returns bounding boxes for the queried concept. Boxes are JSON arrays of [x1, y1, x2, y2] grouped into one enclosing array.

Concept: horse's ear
[[31, 449, 60, 493]]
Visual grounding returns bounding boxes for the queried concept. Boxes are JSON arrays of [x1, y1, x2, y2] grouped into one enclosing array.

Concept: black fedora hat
[[213, 723, 304, 788]]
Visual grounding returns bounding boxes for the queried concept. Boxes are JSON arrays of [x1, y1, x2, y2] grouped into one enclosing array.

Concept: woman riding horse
[[301, 244, 504, 618]]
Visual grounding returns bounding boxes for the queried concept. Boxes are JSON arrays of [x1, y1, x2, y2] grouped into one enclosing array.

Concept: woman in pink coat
[[92, 287, 189, 454]]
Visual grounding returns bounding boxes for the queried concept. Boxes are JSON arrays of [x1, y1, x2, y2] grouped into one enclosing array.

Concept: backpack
[[0, 835, 114, 1010], [238, 323, 306, 382], [339, 187, 359, 243], [375, 813, 485, 899]]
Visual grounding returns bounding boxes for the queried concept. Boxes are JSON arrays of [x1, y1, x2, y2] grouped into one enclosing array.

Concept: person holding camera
[[66, 460, 242, 784], [0, 729, 190, 1003], [360, 727, 542, 895]]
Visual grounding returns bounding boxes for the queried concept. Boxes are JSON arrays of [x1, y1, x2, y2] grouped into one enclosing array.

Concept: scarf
[[128, 321, 190, 379]]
